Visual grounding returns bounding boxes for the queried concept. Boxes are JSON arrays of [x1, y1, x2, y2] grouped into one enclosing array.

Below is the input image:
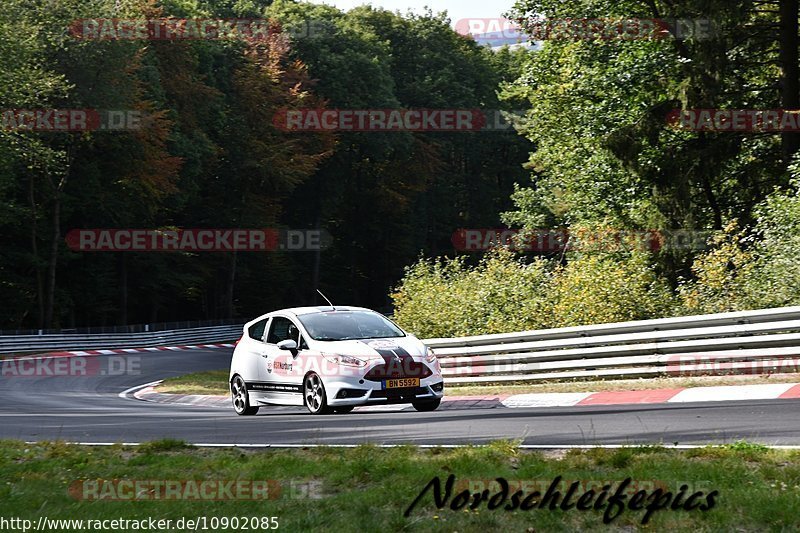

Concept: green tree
[[268, 2, 532, 308], [502, 0, 792, 247]]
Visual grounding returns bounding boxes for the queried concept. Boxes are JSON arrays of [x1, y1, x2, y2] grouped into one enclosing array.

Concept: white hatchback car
[[229, 306, 444, 415]]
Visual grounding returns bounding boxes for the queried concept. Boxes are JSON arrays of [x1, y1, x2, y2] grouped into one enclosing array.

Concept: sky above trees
[[308, 0, 516, 25]]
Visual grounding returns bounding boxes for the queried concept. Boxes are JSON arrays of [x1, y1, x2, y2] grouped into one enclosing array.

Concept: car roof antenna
[[316, 289, 336, 311]]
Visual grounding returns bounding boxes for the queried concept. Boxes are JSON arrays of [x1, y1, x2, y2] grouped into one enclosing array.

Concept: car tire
[[412, 399, 441, 412], [334, 406, 355, 414], [304, 372, 333, 415], [231, 375, 259, 416]]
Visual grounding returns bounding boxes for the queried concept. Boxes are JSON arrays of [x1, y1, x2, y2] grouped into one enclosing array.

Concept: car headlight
[[425, 347, 437, 363], [323, 354, 367, 367]]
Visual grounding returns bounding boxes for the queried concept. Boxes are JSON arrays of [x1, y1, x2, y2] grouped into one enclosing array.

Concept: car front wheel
[[231, 375, 259, 416], [412, 399, 441, 412], [304, 372, 333, 415]]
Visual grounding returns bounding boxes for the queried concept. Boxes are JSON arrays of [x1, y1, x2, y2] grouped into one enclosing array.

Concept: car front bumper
[[323, 376, 445, 406]]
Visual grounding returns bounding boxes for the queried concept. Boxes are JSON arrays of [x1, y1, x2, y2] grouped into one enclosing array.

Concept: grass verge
[[156, 370, 230, 395], [0, 440, 797, 531], [155, 369, 800, 397]]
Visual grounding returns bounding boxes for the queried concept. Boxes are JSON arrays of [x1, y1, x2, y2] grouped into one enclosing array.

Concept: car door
[[236, 316, 270, 388], [259, 315, 305, 405]]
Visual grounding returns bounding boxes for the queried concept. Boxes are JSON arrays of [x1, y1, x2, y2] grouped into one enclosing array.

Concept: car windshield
[[298, 311, 405, 341]]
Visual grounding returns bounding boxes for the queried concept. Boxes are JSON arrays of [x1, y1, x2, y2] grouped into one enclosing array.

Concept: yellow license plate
[[384, 378, 420, 389]]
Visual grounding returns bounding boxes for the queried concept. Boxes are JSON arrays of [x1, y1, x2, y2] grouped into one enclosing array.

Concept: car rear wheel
[[231, 375, 259, 416], [304, 372, 333, 415], [412, 399, 441, 412]]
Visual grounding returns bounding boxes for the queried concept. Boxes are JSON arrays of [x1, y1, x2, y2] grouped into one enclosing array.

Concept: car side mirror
[[277, 339, 298, 355]]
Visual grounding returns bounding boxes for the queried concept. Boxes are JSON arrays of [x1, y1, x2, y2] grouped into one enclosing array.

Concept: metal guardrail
[[0, 319, 244, 336], [0, 324, 244, 355], [422, 307, 800, 385], [4, 307, 800, 386]]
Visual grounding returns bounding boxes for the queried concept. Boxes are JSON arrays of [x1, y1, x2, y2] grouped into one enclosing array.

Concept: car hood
[[312, 336, 427, 360]]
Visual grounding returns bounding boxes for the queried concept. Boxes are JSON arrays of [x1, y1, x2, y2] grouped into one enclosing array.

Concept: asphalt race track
[[2, 348, 800, 446]]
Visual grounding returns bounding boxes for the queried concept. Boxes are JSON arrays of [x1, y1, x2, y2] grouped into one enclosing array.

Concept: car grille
[[363, 355, 433, 382], [370, 386, 429, 399]]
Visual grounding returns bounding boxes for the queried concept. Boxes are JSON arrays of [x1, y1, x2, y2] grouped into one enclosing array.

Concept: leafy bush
[[392, 247, 676, 338], [394, 181, 800, 339], [679, 182, 800, 313], [551, 252, 676, 326], [742, 185, 800, 307], [678, 221, 756, 314], [391, 249, 552, 338]]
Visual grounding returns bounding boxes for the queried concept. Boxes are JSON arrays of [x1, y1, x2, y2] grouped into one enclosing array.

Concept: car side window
[[298, 335, 308, 350], [267, 316, 295, 344], [248, 318, 269, 342]]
